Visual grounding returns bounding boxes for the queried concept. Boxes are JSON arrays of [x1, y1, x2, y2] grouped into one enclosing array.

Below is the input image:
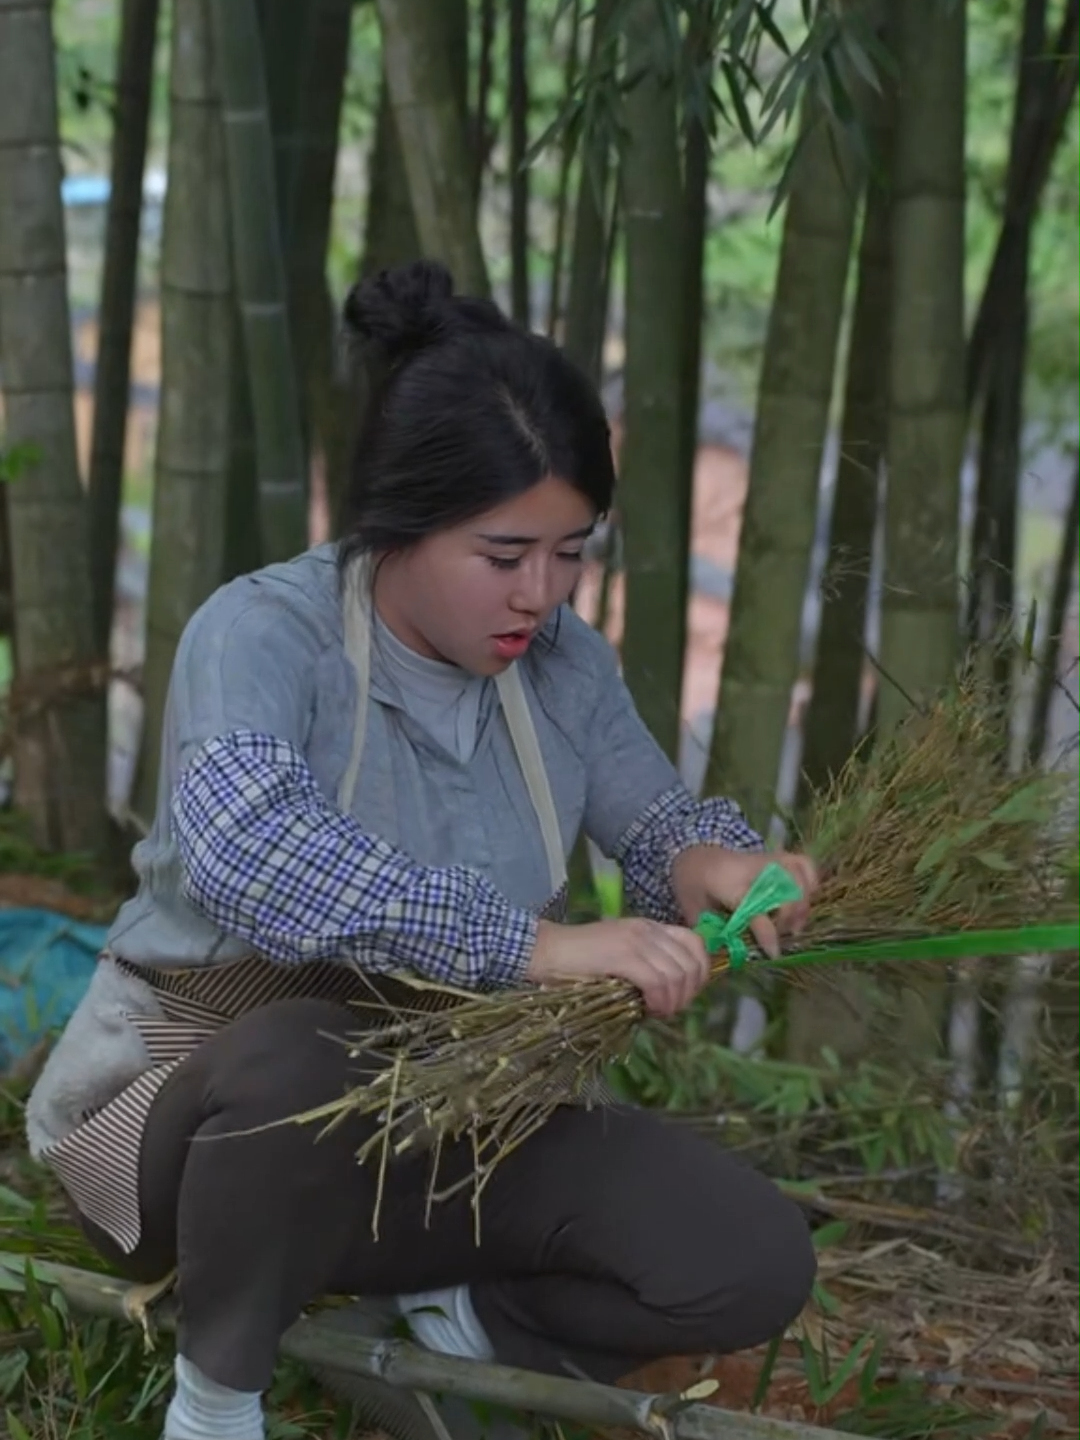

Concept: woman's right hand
[[526, 918, 711, 1018]]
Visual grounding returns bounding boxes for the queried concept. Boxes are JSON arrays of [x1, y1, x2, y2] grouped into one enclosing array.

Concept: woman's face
[[374, 474, 597, 674]]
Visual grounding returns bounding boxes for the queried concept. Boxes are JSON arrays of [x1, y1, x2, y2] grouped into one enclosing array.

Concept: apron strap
[[494, 664, 567, 894], [339, 560, 567, 895], [337, 559, 373, 814]]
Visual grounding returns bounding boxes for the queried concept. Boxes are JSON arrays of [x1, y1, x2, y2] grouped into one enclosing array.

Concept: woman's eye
[[558, 551, 585, 564], [487, 555, 521, 571]]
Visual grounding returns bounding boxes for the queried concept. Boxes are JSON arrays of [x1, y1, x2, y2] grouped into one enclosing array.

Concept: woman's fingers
[[630, 924, 710, 1017], [785, 853, 820, 898], [776, 898, 811, 936], [770, 854, 818, 940], [749, 913, 781, 961]]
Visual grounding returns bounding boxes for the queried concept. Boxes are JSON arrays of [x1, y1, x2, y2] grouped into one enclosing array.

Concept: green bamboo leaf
[[838, 21, 883, 93], [974, 850, 1016, 873], [36, 1301, 63, 1352], [815, 1330, 876, 1403], [765, 119, 812, 218], [914, 831, 957, 876], [70, 1328, 89, 1404], [813, 1279, 843, 1316], [857, 1330, 887, 1401], [721, 59, 758, 143], [750, 1335, 782, 1411], [990, 779, 1060, 824], [753, 1, 791, 56], [812, 1219, 849, 1250], [0, 1185, 33, 1214], [5, 1410, 34, 1440], [800, 1337, 826, 1401], [821, 47, 856, 124], [922, 850, 962, 907]]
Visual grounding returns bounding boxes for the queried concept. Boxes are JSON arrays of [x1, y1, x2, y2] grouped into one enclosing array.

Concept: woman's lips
[[492, 631, 533, 660]]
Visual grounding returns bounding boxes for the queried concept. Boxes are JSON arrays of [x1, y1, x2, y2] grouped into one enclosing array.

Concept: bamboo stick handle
[[27, 1257, 854, 1440]]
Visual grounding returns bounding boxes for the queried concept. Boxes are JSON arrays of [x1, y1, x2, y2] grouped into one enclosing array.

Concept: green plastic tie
[[693, 861, 804, 970]]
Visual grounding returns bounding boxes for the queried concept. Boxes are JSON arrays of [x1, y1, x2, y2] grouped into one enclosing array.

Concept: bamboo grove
[[0, 0, 1076, 1107]]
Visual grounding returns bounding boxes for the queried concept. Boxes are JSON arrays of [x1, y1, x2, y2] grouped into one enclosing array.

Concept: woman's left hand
[[670, 846, 819, 960]]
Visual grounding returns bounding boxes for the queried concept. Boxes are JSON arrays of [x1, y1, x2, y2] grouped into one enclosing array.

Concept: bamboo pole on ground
[[24, 1258, 855, 1440]]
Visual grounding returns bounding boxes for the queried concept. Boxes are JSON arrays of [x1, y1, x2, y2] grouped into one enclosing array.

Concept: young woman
[[28, 262, 818, 1440]]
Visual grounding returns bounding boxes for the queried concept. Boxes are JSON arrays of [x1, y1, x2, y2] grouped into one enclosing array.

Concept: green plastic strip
[[693, 862, 804, 969], [691, 866, 1077, 971], [761, 922, 1079, 971]]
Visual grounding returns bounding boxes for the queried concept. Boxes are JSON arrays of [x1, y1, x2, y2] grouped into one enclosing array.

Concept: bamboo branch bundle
[[298, 668, 1078, 1220]]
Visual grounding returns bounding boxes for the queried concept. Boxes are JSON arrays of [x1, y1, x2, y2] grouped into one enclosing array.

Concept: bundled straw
[[298, 668, 1078, 1226]]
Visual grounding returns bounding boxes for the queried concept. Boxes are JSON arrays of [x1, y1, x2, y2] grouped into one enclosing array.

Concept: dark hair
[[338, 260, 615, 565]]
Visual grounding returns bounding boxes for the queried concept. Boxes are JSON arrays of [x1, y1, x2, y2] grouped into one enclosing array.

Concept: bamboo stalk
[[375, 0, 489, 298], [0, 0, 108, 854], [209, 0, 310, 564], [87, 0, 161, 659], [24, 1258, 857, 1440]]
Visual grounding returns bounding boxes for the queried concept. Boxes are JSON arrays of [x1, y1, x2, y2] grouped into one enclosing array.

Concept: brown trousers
[[85, 998, 815, 1393]]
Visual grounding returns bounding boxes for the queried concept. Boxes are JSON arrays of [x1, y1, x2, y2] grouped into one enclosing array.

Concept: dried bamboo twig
[[291, 667, 1078, 1224]]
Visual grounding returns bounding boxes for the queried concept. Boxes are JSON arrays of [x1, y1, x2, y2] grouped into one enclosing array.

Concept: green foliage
[[0, 440, 42, 486], [607, 1002, 958, 1177], [47, 0, 1078, 424], [0, 1239, 353, 1440], [0, 810, 106, 897]]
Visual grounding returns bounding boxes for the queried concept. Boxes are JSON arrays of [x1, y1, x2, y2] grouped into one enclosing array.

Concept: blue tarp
[[0, 909, 107, 1069]]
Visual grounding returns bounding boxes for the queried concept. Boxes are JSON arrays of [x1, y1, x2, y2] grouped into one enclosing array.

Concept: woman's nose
[[510, 559, 550, 612]]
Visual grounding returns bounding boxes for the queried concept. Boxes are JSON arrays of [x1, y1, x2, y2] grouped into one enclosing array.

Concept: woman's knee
[[692, 1188, 817, 1347], [194, 998, 369, 1125]]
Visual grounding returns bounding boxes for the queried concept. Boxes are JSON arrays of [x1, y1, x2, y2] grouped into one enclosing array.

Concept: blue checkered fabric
[[173, 730, 537, 988], [615, 784, 763, 925], [173, 730, 763, 987]]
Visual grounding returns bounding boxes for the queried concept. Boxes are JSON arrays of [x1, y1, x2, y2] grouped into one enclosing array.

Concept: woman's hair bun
[[342, 259, 513, 370], [343, 259, 454, 364]]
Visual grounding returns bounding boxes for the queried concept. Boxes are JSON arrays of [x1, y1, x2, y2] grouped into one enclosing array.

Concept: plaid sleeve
[[612, 783, 763, 924], [172, 730, 535, 989]]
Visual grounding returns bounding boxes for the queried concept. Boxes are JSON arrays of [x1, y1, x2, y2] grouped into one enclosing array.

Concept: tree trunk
[[375, 0, 489, 297], [874, 0, 967, 1060], [618, 0, 690, 761], [562, 0, 616, 384], [0, 480, 12, 645], [678, 9, 711, 591], [966, 0, 1052, 691], [1027, 461, 1079, 767], [545, 0, 582, 339], [798, 106, 894, 805], [361, 78, 423, 279], [0, 0, 107, 853], [133, 0, 233, 823], [966, 0, 1078, 412], [508, 0, 530, 327], [705, 102, 859, 825], [210, 0, 309, 564], [471, 0, 497, 204], [221, 311, 262, 582], [786, 99, 895, 1069], [87, 0, 161, 661], [876, 0, 967, 742], [286, 0, 354, 525], [257, 0, 310, 251]]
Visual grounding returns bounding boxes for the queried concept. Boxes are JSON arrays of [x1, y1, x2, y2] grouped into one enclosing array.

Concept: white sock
[[397, 1282, 495, 1362], [164, 1354, 265, 1440]]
